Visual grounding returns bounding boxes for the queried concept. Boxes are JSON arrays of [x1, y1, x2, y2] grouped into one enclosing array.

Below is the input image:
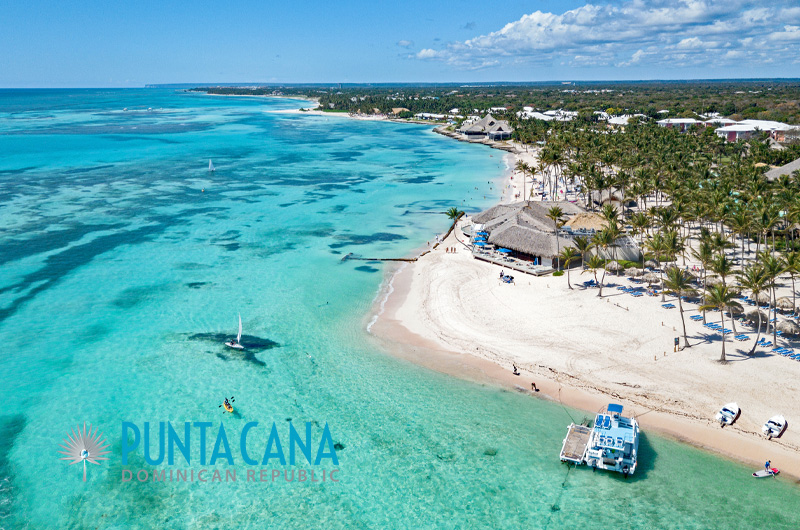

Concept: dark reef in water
[[328, 232, 407, 250], [188, 333, 280, 368]]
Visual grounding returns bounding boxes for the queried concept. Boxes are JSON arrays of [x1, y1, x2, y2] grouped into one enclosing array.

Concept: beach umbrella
[[497, 248, 512, 253], [643, 272, 661, 284], [745, 310, 768, 325], [776, 296, 794, 311], [725, 305, 744, 317], [473, 242, 487, 247], [644, 259, 660, 269], [705, 276, 723, 286], [625, 267, 643, 277], [755, 291, 772, 305], [605, 260, 623, 272], [777, 320, 800, 336]]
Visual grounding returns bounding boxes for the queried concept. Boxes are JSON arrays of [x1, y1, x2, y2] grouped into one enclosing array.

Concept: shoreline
[[363, 133, 800, 482], [241, 97, 800, 482], [367, 226, 800, 482]]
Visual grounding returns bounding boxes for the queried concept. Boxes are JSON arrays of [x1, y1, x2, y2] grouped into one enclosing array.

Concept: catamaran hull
[[225, 342, 244, 350]]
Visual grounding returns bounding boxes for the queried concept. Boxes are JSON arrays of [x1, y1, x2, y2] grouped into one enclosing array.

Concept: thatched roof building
[[764, 157, 800, 181], [471, 201, 641, 265], [471, 201, 582, 260]]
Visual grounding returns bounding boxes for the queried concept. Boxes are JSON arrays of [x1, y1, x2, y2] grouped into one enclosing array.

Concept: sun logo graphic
[[58, 422, 111, 482]]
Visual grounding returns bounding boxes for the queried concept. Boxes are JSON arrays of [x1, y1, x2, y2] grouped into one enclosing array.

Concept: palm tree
[[760, 252, 785, 346], [663, 267, 697, 349], [736, 264, 767, 355], [691, 239, 714, 323], [559, 247, 581, 289], [445, 207, 464, 236], [699, 284, 743, 363], [547, 206, 565, 268], [781, 250, 800, 315], [592, 229, 615, 296], [582, 255, 604, 292], [572, 235, 593, 263], [710, 253, 734, 286], [630, 211, 650, 244]]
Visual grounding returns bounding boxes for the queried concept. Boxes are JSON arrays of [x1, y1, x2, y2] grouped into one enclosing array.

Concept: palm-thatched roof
[[605, 260, 623, 271], [644, 259, 660, 269], [563, 212, 608, 232], [755, 291, 772, 304], [776, 296, 795, 310], [745, 310, 768, 323], [764, 157, 800, 181], [473, 201, 584, 258], [625, 267, 643, 277], [777, 320, 800, 336], [643, 272, 661, 283], [487, 220, 575, 257]]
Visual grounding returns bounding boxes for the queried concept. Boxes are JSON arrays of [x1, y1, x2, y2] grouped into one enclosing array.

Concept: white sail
[[208, 159, 215, 172], [237, 314, 242, 344]]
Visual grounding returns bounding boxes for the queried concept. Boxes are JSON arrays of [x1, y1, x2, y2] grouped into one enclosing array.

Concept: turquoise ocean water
[[0, 89, 798, 529]]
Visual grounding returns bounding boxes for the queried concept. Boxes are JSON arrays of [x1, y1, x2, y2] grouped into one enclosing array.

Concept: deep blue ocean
[[0, 89, 798, 529]]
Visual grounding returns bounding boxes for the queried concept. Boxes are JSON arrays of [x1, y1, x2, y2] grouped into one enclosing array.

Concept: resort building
[[713, 120, 797, 142], [470, 201, 640, 268], [656, 118, 701, 132], [458, 114, 513, 140]]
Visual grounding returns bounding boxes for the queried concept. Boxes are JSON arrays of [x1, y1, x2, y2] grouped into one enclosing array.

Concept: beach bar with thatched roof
[[469, 201, 641, 269]]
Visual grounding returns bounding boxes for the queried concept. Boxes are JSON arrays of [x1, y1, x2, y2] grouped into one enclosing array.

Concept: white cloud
[[413, 0, 799, 71], [397, 40, 414, 48]]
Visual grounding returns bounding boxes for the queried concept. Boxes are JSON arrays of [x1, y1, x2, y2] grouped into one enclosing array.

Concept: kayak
[[223, 402, 234, 413], [752, 468, 779, 478]]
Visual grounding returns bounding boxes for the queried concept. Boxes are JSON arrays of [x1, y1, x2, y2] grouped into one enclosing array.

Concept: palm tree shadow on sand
[[186, 332, 280, 367]]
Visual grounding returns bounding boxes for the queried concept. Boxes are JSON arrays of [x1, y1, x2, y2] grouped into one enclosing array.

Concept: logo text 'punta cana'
[[59, 423, 111, 481]]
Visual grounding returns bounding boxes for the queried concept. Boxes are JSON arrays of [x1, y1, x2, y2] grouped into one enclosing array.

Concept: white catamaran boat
[[560, 403, 639, 476], [762, 415, 787, 439], [208, 159, 215, 172], [225, 314, 244, 350], [715, 403, 740, 427]]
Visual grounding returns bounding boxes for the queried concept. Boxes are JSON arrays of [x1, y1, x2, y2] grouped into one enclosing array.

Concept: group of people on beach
[[445, 247, 458, 253]]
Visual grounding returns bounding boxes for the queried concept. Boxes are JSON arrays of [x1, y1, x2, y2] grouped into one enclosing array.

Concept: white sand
[[368, 146, 800, 476]]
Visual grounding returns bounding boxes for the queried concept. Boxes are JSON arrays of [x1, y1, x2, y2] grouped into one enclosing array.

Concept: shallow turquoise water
[[0, 89, 798, 529]]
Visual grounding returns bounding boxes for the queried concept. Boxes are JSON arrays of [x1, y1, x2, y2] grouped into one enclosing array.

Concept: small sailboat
[[715, 403, 740, 427], [225, 314, 244, 349], [208, 159, 215, 172], [762, 415, 787, 439]]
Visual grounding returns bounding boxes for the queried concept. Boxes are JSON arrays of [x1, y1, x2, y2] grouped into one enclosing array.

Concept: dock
[[560, 424, 591, 465]]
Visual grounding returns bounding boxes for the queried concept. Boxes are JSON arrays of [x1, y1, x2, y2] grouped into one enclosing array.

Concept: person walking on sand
[[531, 382, 538, 392]]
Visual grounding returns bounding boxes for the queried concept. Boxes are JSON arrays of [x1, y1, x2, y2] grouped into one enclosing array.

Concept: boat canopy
[[607, 403, 624, 414]]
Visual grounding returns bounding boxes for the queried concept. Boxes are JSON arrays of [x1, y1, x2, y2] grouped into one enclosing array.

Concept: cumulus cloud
[[397, 40, 414, 48], [413, 0, 800, 70]]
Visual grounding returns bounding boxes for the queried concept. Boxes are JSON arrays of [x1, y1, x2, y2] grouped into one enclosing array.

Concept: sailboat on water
[[225, 314, 244, 349], [208, 159, 215, 172]]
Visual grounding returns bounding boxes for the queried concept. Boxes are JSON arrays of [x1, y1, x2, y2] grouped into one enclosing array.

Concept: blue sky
[[2, 0, 799, 87]]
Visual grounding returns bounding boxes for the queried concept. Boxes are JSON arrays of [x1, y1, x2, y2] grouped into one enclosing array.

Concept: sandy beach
[[368, 140, 800, 480]]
